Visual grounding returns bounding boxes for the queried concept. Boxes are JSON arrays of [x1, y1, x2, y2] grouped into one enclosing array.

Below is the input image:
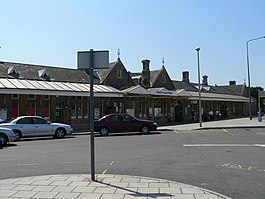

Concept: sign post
[[77, 49, 109, 181]]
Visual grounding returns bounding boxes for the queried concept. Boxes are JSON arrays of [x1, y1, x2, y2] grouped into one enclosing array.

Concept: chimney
[[202, 75, 208, 85], [182, 71, 189, 83], [141, 59, 150, 87], [229, 80, 236, 85]]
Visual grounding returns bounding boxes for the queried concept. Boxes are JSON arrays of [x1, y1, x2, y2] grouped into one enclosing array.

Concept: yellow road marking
[[221, 163, 265, 173]]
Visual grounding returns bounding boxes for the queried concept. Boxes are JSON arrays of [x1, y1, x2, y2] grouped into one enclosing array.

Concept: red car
[[94, 113, 158, 136]]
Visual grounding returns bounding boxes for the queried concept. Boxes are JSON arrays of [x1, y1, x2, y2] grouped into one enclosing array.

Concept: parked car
[[94, 113, 158, 136], [0, 116, 73, 141], [0, 127, 16, 146]]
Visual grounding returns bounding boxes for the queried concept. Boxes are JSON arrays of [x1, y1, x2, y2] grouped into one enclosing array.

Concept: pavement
[[158, 116, 265, 131], [1, 117, 264, 199]]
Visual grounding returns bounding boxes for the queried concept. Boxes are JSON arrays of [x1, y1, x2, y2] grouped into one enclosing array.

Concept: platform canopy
[[0, 78, 122, 97], [188, 91, 249, 102]]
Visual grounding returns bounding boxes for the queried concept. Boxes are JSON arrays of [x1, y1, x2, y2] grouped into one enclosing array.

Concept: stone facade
[[0, 58, 251, 131]]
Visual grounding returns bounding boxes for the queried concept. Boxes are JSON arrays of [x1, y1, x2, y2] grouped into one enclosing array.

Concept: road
[[1, 128, 265, 199]]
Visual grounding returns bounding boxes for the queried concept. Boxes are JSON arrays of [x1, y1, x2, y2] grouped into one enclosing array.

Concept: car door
[[105, 115, 125, 132], [32, 117, 53, 136], [16, 117, 35, 137], [123, 115, 139, 132]]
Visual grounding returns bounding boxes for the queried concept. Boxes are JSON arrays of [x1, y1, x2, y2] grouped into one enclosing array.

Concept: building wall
[[0, 92, 249, 132]]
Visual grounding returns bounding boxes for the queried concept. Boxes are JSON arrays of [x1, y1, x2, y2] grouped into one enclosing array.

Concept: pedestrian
[[191, 110, 195, 122], [215, 110, 220, 120], [209, 110, 214, 121]]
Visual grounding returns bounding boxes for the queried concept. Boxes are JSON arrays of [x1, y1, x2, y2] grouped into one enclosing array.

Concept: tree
[[250, 86, 264, 111], [250, 86, 263, 98]]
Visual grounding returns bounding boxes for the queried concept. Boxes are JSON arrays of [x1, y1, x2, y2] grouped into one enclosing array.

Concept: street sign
[[77, 49, 109, 182], [77, 50, 109, 69]]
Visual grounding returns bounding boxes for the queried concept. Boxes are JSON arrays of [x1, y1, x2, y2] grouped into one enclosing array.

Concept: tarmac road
[[0, 127, 265, 199]]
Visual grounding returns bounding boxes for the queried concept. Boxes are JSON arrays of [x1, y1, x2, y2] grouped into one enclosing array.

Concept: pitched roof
[[173, 79, 247, 97], [150, 70, 161, 85], [0, 61, 91, 83], [172, 80, 198, 92], [212, 84, 247, 96], [95, 60, 117, 83]]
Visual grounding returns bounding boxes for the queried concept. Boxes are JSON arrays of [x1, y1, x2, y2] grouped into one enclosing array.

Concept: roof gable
[[7, 66, 20, 78], [151, 66, 175, 90], [38, 69, 50, 80], [96, 58, 135, 89]]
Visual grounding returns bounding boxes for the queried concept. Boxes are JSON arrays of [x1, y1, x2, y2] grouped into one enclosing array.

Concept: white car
[[0, 116, 73, 141], [0, 127, 16, 146]]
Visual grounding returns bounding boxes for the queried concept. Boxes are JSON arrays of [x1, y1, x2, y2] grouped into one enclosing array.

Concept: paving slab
[[0, 174, 232, 199]]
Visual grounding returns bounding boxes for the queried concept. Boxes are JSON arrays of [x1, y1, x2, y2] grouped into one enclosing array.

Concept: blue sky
[[1, 0, 265, 87]]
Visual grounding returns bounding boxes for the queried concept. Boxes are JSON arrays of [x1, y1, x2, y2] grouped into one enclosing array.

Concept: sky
[[1, 0, 265, 88]]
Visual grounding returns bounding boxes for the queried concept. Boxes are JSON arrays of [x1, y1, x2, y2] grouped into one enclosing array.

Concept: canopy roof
[[188, 91, 249, 102], [0, 78, 122, 97], [0, 77, 249, 102]]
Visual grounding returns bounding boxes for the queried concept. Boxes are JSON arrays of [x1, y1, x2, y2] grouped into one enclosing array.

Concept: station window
[[77, 96, 82, 118], [44, 95, 50, 100], [12, 100, 19, 118], [28, 94, 36, 100], [83, 97, 88, 118], [43, 100, 50, 118], [117, 70, 122, 79], [28, 101, 36, 116], [71, 97, 76, 118], [12, 94, 19, 99]]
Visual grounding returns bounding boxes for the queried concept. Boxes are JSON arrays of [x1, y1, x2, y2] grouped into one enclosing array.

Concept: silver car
[[0, 127, 16, 146], [0, 116, 73, 141]]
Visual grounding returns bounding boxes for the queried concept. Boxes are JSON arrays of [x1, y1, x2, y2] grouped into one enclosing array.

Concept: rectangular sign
[[150, 88, 177, 97], [77, 50, 109, 69]]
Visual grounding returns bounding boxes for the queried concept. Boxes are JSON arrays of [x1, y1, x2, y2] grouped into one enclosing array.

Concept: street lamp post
[[196, 47, 202, 127], [246, 36, 265, 120]]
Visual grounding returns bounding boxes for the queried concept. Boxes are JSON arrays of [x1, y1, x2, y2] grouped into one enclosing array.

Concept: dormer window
[[7, 66, 20, 78], [38, 69, 50, 80]]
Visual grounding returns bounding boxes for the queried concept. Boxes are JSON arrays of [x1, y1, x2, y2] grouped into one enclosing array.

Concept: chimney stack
[[229, 80, 236, 85], [182, 71, 189, 83], [202, 75, 208, 85], [141, 59, 150, 87]]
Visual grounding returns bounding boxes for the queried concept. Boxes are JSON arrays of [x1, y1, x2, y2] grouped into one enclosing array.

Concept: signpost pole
[[89, 49, 95, 181], [77, 49, 109, 182]]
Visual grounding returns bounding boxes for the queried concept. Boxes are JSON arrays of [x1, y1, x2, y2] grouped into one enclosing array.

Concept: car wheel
[[54, 128, 66, 138], [13, 130, 22, 141], [99, 127, 109, 136], [0, 134, 8, 146], [140, 125, 150, 134]]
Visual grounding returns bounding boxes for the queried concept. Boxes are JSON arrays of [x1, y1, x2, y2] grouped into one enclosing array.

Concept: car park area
[[1, 127, 265, 199]]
